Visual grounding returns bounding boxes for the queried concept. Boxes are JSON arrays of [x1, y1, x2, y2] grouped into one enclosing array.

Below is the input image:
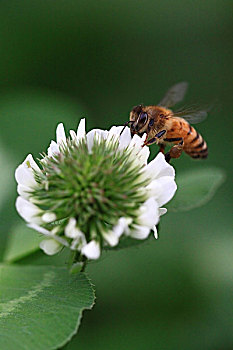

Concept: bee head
[[129, 105, 150, 136]]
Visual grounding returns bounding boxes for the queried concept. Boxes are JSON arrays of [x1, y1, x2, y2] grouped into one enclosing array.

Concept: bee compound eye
[[149, 119, 154, 127], [139, 112, 148, 125]]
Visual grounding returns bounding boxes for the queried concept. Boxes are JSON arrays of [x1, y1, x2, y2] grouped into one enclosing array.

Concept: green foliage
[[167, 167, 226, 212], [3, 223, 44, 263], [0, 265, 95, 350]]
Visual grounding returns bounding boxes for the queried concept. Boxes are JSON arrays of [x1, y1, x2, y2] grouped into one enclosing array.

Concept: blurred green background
[[0, 1, 232, 349]]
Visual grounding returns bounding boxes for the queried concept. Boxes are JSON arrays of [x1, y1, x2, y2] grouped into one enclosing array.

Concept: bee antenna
[[120, 121, 133, 135]]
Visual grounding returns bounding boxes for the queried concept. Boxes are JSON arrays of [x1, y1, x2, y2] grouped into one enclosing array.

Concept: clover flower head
[[15, 119, 177, 261]]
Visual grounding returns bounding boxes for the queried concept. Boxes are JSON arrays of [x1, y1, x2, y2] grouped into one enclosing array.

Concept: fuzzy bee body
[[128, 82, 208, 162], [164, 117, 208, 159]]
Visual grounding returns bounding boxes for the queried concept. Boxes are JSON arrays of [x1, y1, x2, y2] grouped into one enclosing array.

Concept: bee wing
[[173, 109, 208, 124], [158, 82, 188, 108]]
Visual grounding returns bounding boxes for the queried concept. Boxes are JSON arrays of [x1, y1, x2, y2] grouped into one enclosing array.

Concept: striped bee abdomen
[[164, 118, 208, 159], [183, 124, 208, 159]]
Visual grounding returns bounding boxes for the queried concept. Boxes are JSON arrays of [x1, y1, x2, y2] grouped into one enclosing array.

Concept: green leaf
[[3, 223, 43, 263], [167, 167, 226, 212], [15, 248, 71, 267], [0, 265, 95, 350]]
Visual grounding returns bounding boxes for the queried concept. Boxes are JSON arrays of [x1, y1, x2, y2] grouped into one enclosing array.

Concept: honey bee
[[125, 82, 208, 162]]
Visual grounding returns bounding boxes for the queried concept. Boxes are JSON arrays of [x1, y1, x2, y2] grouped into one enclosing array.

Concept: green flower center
[[32, 137, 149, 241]]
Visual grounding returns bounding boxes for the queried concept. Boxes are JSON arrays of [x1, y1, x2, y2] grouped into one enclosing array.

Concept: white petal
[[81, 240, 101, 259], [153, 225, 159, 239], [65, 218, 84, 239], [138, 146, 150, 164], [65, 217, 76, 238], [159, 208, 167, 216], [137, 197, 160, 228], [28, 223, 69, 246], [108, 125, 123, 137], [42, 212, 56, 223], [69, 130, 77, 140], [71, 234, 87, 250], [56, 123, 66, 144], [86, 130, 95, 153], [102, 230, 119, 246], [127, 134, 150, 165], [146, 178, 162, 197], [51, 227, 60, 235], [143, 152, 175, 181], [118, 127, 132, 150], [102, 216, 133, 246], [26, 154, 40, 171], [15, 164, 35, 188], [15, 154, 39, 188], [16, 197, 42, 224], [17, 184, 32, 199], [113, 217, 132, 237], [40, 239, 62, 255], [128, 134, 144, 154], [130, 225, 150, 239], [47, 140, 60, 157], [107, 125, 124, 144], [27, 223, 51, 235], [147, 176, 177, 206], [156, 177, 177, 206], [76, 118, 86, 140], [86, 129, 108, 153]]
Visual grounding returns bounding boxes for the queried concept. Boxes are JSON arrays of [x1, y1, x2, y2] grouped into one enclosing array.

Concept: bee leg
[[159, 144, 165, 154], [143, 137, 157, 146], [164, 138, 184, 163], [155, 130, 166, 138], [143, 130, 166, 147]]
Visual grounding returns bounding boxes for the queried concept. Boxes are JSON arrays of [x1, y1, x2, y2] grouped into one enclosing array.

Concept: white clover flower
[[15, 118, 177, 261]]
